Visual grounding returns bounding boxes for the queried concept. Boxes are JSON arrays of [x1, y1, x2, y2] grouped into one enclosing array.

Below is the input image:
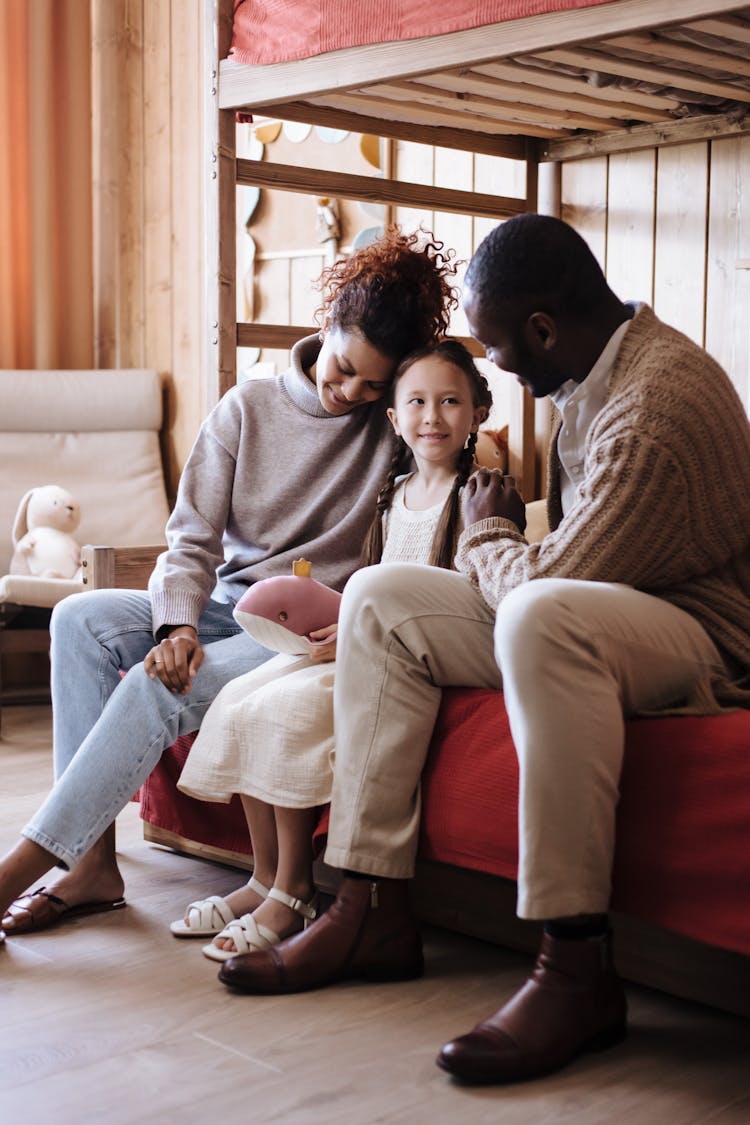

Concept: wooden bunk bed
[[207, 0, 750, 496], [137, 0, 750, 1017]]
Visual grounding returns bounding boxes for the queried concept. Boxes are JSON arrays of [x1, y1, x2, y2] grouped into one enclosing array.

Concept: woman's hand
[[308, 623, 338, 664], [463, 468, 527, 534], [145, 625, 204, 694]]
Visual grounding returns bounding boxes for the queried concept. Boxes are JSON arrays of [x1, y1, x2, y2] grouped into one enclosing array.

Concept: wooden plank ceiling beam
[[236, 158, 530, 219], [473, 60, 681, 113], [317, 90, 569, 139], [603, 32, 750, 79], [248, 99, 532, 160], [408, 72, 644, 129], [543, 106, 750, 160], [460, 64, 672, 122], [534, 47, 750, 102], [237, 322, 483, 357], [686, 15, 750, 45]]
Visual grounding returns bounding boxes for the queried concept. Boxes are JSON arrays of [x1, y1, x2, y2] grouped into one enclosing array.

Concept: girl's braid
[[428, 431, 479, 570], [360, 435, 406, 566]]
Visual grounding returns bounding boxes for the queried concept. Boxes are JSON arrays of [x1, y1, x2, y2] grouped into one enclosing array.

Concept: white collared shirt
[[550, 304, 641, 515]]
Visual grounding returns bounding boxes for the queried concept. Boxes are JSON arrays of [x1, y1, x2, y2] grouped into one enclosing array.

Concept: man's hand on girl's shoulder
[[463, 468, 527, 534]]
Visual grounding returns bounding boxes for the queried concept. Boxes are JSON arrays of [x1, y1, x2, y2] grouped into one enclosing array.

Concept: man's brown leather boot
[[437, 930, 627, 1084], [218, 875, 423, 994]]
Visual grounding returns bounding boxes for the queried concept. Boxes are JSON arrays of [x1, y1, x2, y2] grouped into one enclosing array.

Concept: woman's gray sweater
[[149, 336, 395, 634]]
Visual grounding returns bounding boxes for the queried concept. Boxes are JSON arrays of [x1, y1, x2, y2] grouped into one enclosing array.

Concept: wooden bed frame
[[206, 0, 750, 498], [179, 0, 750, 1013]]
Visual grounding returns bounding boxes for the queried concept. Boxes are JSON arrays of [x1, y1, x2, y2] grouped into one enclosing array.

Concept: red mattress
[[141, 689, 750, 956], [229, 0, 619, 66]]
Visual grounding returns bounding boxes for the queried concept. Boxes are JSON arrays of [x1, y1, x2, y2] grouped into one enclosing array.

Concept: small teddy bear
[[10, 484, 83, 580], [474, 425, 509, 472]]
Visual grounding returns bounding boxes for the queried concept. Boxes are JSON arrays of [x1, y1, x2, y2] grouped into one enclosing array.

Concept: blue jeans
[[23, 588, 273, 868]]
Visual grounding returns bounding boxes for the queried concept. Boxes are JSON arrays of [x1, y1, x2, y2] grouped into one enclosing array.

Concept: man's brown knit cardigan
[[457, 305, 750, 709]]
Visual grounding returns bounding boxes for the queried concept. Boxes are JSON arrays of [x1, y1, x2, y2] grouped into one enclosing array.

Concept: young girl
[[0, 229, 459, 944], [173, 340, 493, 960]]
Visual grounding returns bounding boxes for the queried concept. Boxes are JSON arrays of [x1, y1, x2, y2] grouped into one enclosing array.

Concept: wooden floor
[[1, 705, 750, 1124]]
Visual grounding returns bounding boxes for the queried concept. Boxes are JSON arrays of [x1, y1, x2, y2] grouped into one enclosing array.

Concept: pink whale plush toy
[[233, 559, 342, 655]]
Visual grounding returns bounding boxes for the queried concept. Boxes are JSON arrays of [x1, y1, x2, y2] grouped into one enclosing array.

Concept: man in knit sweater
[[220, 215, 750, 1085]]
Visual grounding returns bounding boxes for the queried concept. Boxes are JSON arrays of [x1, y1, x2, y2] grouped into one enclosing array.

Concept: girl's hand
[[463, 468, 527, 534], [308, 623, 338, 664], [145, 625, 204, 694]]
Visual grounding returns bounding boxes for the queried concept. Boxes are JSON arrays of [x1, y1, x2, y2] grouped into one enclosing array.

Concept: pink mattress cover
[[229, 0, 619, 66]]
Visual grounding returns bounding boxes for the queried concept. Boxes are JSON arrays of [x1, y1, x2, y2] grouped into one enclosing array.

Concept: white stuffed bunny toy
[[10, 484, 83, 580]]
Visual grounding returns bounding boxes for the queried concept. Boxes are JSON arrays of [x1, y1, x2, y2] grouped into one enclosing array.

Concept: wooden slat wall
[[562, 140, 750, 414], [706, 136, 750, 413], [654, 144, 708, 344], [606, 150, 656, 306], [91, 0, 205, 501], [394, 141, 541, 496]]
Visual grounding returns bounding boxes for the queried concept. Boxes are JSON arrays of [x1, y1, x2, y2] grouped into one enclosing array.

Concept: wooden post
[[205, 0, 237, 403]]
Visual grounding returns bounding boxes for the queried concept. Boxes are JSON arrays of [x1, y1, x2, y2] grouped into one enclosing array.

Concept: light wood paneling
[[472, 151, 538, 494], [142, 0, 176, 480], [433, 147, 474, 339], [392, 141, 540, 496], [561, 157, 608, 269], [473, 152, 527, 203], [706, 135, 750, 412], [290, 254, 325, 326], [170, 0, 205, 458], [91, 0, 206, 500], [120, 0, 145, 368], [472, 152, 529, 249], [255, 257, 292, 325], [561, 142, 750, 415], [143, 1, 173, 372], [606, 149, 657, 304], [91, 0, 122, 370], [395, 140, 435, 238], [654, 143, 709, 346]]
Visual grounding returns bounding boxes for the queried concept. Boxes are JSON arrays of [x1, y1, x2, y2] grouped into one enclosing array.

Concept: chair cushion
[[0, 573, 85, 609], [0, 369, 170, 576]]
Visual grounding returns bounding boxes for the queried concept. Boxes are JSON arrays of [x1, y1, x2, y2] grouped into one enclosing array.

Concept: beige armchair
[[0, 369, 171, 725]]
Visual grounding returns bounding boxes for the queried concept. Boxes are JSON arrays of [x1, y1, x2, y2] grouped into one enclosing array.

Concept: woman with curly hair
[[0, 228, 458, 943]]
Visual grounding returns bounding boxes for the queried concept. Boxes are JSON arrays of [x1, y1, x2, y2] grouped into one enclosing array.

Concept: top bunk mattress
[[229, 0, 616, 66], [222, 2, 750, 158]]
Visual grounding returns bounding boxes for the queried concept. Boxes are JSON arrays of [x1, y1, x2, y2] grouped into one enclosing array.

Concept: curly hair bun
[[316, 227, 460, 361]]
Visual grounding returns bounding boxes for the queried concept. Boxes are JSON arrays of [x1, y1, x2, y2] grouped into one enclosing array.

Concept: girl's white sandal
[[202, 886, 319, 962], [169, 875, 271, 938]]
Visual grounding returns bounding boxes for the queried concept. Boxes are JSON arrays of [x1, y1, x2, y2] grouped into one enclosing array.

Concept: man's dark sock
[[544, 915, 609, 940]]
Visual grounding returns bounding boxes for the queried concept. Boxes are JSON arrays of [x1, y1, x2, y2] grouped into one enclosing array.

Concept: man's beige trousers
[[326, 564, 722, 920]]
